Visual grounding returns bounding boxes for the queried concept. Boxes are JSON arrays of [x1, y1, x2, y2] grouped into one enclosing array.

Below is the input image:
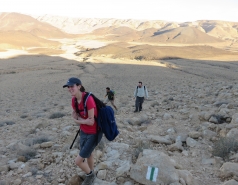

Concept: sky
[[1, 0, 238, 22]]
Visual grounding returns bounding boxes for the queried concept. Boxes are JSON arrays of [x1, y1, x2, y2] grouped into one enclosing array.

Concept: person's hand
[[72, 111, 78, 120], [74, 117, 83, 124]]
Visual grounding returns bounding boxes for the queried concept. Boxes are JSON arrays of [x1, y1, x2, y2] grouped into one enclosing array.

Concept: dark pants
[[135, 96, 144, 112]]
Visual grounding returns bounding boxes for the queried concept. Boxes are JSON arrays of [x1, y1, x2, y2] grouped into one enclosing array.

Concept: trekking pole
[[70, 129, 80, 149]]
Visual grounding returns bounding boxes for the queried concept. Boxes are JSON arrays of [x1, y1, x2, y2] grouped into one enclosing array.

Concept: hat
[[63, 77, 82, 88]]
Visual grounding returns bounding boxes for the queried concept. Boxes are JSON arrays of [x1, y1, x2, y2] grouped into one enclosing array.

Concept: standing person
[[104, 87, 118, 111], [134, 81, 148, 112], [63, 77, 101, 185]]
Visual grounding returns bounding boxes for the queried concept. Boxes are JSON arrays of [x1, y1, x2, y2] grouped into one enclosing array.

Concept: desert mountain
[[0, 13, 77, 51], [35, 14, 238, 41], [1, 12, 237, 58], [139, 27, 223, 43], [0, 12, 71, 39], [34, 14, 168, 34]]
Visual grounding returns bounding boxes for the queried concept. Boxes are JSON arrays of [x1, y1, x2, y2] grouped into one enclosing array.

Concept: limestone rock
[[220, 162, 238, 178], [177, 170, 196, 185], [188, 131, 202, 139], [203, 130, 217, 140], [40, 141, 54, 148], [149, 135, 172, 145], [186, 137, 197, 148], [13, 179, 21, 185], [0, 165, 9, 172], [168, 141, 184, 152], [124, 182, 134, 185], [231, 113, 238, 124], [67, 175, 83, 185], [128, 117, 141, 125], [130, 149, 179, 185], [222, 180, 238, 185], [227, 128, 238, 138], [97, 170, 107, 180], [116, 161, 130, 177]]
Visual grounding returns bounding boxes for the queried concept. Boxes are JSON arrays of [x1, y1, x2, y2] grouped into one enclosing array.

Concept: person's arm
[[74, 108, 94, 126], [145, 86, 149, 98], [134, 87, 137, 98]]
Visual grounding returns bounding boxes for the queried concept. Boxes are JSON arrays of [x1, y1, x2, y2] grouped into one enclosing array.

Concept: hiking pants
[[135, 96, 144, 111]]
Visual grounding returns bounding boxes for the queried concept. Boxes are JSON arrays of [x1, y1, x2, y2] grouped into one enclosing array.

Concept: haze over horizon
[[1, 0, 238, 22]]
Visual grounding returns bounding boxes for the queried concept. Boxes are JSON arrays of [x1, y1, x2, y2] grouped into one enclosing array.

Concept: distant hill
[[76, 43, 238, 60], [0, 13, 78, 50], [0, 12, 71, 39], [0, 31, 60, 50], [34, 14, 238, 42], [139, 27, 223, 44]]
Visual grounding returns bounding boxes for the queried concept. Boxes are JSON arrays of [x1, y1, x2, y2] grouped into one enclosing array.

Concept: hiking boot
[[82, 171, 96, 185]]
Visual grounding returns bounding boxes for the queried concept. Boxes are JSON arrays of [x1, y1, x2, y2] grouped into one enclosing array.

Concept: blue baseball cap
[[63, 77, 82, 88]]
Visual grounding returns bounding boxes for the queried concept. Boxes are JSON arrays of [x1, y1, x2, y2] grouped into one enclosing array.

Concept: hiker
[[63, 77, 101, 185], [133, 81, 148, 112], [104, 87, 118, 111]]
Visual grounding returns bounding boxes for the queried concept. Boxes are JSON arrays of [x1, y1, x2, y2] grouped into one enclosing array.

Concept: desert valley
[[1, 12, 238, 185]]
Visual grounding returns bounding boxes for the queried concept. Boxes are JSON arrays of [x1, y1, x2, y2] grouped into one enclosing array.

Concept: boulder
[[0, 165, 9, 173], [116, 161, 130, 177], [202, 130, 217, 140], [188, 132, 202, 139], [40, 141, 53, 148], [177, 170, 194, 185], [231, 113, 238, 124], [186, 137, 197, 148], [97, 170, 107, 180], [128, 117, 141, 125], [130, 149, 179, 185], [149, 135, 172, 145], [67, 175, 83, 185], [220, 162, 238, 178], [222, 180, 238, 185], [227, 128, 238, 138]]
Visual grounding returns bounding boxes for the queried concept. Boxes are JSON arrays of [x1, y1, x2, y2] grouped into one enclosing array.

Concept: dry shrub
[[49, 112, 65, 119], [132, 140, 151, 164], [30, 167, 38, 176], [20, 114, 28, 119], [17, 148, 37, 161], [25, 136, 50, 146], [212, 137, 238, 160], [35, 122, 50, 129], [0, 120, 15, 127]]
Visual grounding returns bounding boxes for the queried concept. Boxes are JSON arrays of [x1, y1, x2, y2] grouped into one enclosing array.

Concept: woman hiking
[[63, 77, 101, 185]]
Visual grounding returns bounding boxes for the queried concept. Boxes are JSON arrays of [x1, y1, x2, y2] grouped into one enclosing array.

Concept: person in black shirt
[[104, 87, 118, 111]]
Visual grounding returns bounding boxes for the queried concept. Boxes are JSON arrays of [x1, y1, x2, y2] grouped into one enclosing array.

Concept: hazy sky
[[1, 0, 238, 22]]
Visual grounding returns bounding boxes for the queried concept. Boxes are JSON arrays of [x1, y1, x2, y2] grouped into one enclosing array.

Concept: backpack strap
[[74, 93, 92, 116], [83, 92, 92, 115]]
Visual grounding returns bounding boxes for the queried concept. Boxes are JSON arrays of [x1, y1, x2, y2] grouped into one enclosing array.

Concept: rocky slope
[[1, 54, 238, 185]]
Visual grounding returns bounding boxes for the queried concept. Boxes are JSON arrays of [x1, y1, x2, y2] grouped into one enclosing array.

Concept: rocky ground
[[1, 54, 238, 185]]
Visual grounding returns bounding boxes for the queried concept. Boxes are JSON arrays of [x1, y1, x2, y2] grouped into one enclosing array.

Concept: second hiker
[[134, 81, 149, 112], [104, 87, 118, 111]]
